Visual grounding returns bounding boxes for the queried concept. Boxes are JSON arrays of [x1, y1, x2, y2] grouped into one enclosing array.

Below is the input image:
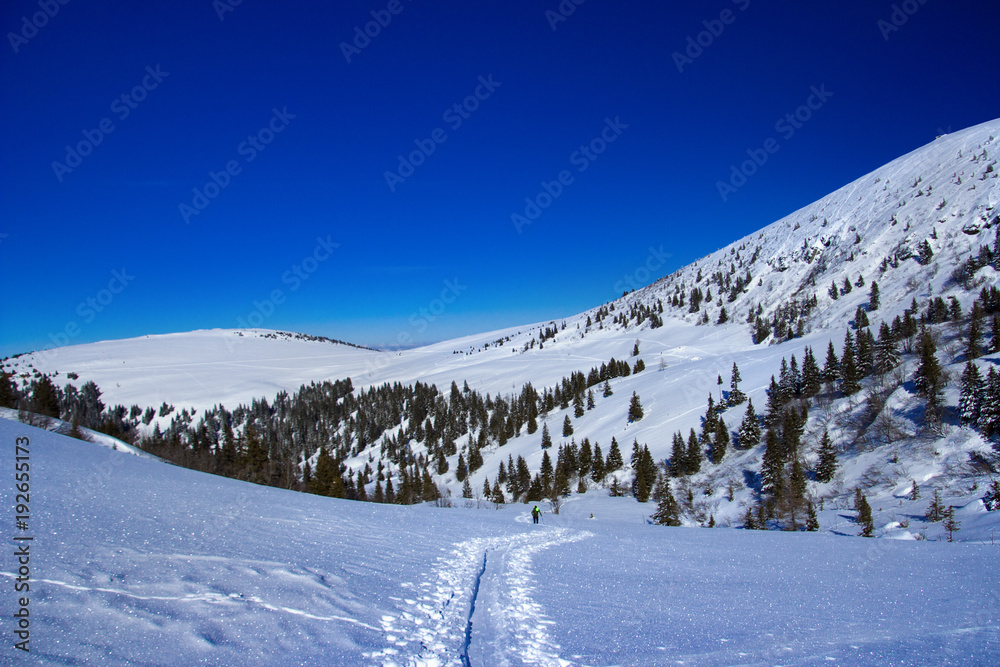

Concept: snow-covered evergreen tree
[[958, 362, 984, 427], [737, 399, 761, 449], [815, 429, 838, 483]]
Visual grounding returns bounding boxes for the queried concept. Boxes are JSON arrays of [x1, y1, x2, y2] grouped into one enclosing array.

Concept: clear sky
[[1, 0, 998, 356]]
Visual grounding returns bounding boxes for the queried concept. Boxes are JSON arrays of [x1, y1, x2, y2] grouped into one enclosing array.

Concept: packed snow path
[[368, 519, 593, 667]]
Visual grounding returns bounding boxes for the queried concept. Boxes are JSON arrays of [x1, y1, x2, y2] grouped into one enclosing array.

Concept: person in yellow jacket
[[531, 505, 541, 524]]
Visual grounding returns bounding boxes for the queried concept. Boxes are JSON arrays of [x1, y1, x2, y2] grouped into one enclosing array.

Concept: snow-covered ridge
[[6, 120, 999, 414], [623, 119, 1000, 329]]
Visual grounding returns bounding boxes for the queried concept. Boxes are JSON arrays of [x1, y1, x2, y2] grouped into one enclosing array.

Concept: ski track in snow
[[367, 524, 592, 667], [486, 526, 593, 667]]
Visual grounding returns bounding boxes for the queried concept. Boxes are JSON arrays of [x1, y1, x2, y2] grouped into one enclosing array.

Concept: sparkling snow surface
[[1, 420, 997, 666]]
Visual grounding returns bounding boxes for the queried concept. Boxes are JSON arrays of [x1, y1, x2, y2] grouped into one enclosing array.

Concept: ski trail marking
[[490, 528, 593, 667], [367, 527, 592, 666], [461, 550, 489, 667], [367, 536, 531, 666]]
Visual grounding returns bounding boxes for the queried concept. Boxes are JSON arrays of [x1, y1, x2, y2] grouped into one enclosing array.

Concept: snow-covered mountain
[[3, 119, 1000, 666], [4, 119, 1000, 539], [9, 121, 999, 404]]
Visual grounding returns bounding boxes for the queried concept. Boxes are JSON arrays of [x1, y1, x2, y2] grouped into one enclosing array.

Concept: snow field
[[2, 419, 998, 665]]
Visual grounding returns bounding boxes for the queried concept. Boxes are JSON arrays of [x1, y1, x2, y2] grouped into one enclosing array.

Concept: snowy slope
[[4, 119, 1000, 541], [2, 419, 998, 666]]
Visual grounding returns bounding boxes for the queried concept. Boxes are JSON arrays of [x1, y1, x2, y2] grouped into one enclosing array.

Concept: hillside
[[2, 419, 997, 665], [3, 120, 1000, 543]]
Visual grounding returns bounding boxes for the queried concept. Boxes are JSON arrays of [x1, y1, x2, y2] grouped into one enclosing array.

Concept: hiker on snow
[[531, 505, 541, 524]]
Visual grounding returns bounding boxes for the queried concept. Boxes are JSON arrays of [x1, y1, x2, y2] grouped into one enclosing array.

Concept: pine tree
[[868, 280, 880, 311], [243, 427, 269, 485], [586, 389, 596, 410], [627, 392, 644, 422], [602, 380, 613, 397], [728, 362, 746, 405], [633, 446, 657, 503], [685, 428, 701, 474], [763, 376, 785, 428], [855, 306, 870, 329], [959, 362, 984, 427], [517, 455, 531, 498], [737, 399, 761, 449], [462, 478, 473, 499], [980, 366, 1000, 437], [806, 501, 820, 531], [801, 347, 822, 398], [605, 438, 623, 471], [925, 489, 945, 522], [966, 304, 984, 360], [541, 422, 552, 449], [814, 430, 838, 483], [0, 371, 16, 409], [983, 480, 1000, 511], [573, 392, 585, 418], [760, 429, 785, 495], [590, 443, 606, 482], [30, 375, 60, 419], [562, 415, 574, 437], [436, 449, 449, 475], [540, 451, 554, 495], [856, 328, 874, 378], [914, 325, 945, 428], [492, 479, 505, 504], [822, 340, 840, 387], [310, 447, 340, 497], [578, 439, 593, 478], [651, 479, 681, 526], [943, 506, 960, 542], [456, 453, 469, 482], [874, 321, 899, 375], [840, 331, 861, 395], [670, 431, 686, 475], [711, 417, 729, 464], [527, 409, 538, 435], [918, 239, 934, 265], [468, 443, 483, 473], [857, 494, 874, 537]]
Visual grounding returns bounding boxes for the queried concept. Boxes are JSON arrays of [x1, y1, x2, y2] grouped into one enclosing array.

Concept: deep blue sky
[[2, 0, 998, 356]]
